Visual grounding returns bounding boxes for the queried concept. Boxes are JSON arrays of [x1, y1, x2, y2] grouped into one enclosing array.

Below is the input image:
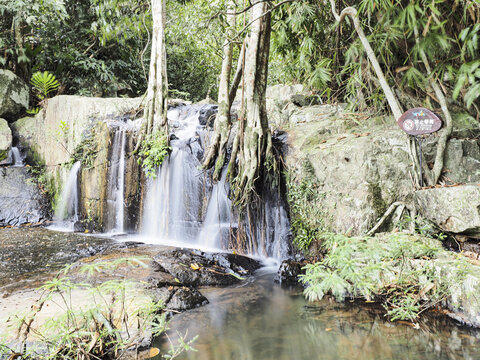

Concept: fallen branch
[[367, 201, 407, 236]]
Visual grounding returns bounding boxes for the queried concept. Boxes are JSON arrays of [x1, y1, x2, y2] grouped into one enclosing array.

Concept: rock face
[[282, 100, 480, 236], [0, 70, 29, 121], [286, 120, 414, 235], [11, 96, 143, 230], [12, 95, 142, 168], [415, 185, 480, 238], [0, 118, 12, 162], [0, 167, 47, 226]]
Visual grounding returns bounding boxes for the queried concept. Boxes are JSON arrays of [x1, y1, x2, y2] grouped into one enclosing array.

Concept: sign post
[[397, 107, 443, 187]]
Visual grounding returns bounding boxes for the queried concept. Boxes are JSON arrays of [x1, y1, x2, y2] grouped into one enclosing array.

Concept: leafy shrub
[[286, 158, 325, 251]]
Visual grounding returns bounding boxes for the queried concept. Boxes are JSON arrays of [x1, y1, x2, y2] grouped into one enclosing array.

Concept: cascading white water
[[141, 104, 291, 260], [142, 107, 206, 245], [197, 169, 233, 249], [106, 128, 126, 234], [53, 161, 81, 230], [8, 147, 23, 167]]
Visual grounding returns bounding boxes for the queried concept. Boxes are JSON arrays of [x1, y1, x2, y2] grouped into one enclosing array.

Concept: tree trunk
[[203, 0, 236, 180], [144, 0, 168, 135], [134, 0, 168, 153], [326, 0, 403, 120], [13, 14, 29, 81], [229, 0, 273, 204]]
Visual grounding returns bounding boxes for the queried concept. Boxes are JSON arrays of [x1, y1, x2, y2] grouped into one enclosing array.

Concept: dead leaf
[[190, 263, 200, 270], [148, 347, 160, 358]]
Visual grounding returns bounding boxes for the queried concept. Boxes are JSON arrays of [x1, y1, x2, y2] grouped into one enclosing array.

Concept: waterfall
[[197, 169, 233, 249], [8, 147, 23, 167], [106, 127, 126, 234], [142, 106, 206, 245], [53, 161, 81, 230], [141, 104, 291, 260]]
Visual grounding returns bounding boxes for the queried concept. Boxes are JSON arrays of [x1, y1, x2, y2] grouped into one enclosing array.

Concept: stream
[[159, 270, 480, 360], [1, 228, 480, 359]]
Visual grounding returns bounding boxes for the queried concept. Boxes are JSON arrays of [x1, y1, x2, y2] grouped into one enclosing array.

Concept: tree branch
[[326, 0, 403, 120]]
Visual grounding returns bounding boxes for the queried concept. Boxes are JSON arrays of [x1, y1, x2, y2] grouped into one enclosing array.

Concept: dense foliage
[[271, 0, 480, 121], [0, 0, 222, 101], [2, 0, 477, 120]]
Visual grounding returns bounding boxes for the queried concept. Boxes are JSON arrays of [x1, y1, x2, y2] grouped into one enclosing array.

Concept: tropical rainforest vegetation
[[1, 0, 478, 115]]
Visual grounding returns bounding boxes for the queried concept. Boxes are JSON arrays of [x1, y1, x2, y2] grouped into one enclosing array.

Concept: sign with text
[[397, 107, 443, 136]]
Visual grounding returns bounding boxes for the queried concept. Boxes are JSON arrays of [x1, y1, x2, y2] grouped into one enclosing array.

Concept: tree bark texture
[[229, 0, 274, 204], [203, 0, 237, 179], [144, 0, 168, 134]]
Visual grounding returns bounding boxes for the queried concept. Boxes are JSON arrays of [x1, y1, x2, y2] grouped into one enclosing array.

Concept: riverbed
[[1, 228, 480, 360]]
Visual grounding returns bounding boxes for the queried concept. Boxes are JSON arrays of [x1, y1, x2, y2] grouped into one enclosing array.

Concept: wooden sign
[[397, 107, 443, 136]]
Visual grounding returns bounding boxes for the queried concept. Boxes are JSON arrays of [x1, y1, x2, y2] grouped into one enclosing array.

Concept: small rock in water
[[274, 259, 307, 285]]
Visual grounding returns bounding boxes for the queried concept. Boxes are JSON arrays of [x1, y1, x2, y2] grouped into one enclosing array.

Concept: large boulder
[[286, 118, 413, 235], [285, 104, 480, 236], [0, 118, 12, 162], [415, 185, 480, 238], [0, 70, 29, 121], [0, 167, 47, 226], [152, 248, 261, 287]]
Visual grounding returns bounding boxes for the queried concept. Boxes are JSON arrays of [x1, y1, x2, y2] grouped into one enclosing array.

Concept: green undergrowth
[[138, 130, 171, 179], [0, 257, 195, 359], [300, 232, 473, 322]]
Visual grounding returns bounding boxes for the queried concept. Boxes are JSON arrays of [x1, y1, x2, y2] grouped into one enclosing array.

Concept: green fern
[[30, 71, 60, 100]]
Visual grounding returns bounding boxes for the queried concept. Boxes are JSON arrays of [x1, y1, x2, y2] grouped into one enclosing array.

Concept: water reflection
[[159, 270, 480, 360]]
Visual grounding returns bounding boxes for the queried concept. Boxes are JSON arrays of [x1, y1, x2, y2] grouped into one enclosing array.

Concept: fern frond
[[31, 71, 60, 100]]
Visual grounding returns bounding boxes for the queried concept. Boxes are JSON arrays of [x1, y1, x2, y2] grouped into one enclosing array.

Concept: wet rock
[[150, 285, 208, 312], [415, 185, 480, 238], [167, 287, 208, 311], [274, 259, 306, 285], [152, 248, 261, 286], [0, 118, 12, 163], [0, 167, 47, 227], [197, 104, 218, 127], [0, 70, 29, 121], [148, 269, 178, 288]]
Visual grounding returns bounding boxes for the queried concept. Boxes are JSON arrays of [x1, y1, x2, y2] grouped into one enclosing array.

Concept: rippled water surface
[[159, 270, 480, 360]]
